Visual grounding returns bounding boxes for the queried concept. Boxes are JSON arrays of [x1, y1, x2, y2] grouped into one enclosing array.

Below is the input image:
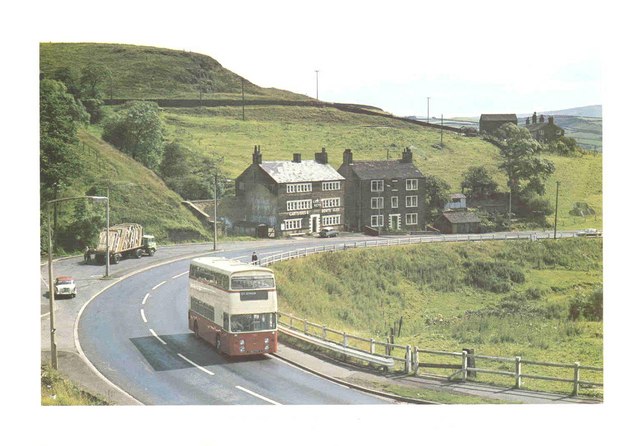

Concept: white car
[[54, 276, 77, 298]]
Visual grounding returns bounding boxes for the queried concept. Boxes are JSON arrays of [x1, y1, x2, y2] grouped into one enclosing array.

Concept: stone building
[[524, 112, 565, 142], [479, 113, 518, 135], [235, 146, 345, 237], [338, 148, 427, 232]]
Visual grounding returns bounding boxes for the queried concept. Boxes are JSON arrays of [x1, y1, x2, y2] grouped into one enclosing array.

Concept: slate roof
[[347, 160, 426, 180], [479, 114, 517, 122], [440, 210, 481, 224], [259, 160, 344, 183]]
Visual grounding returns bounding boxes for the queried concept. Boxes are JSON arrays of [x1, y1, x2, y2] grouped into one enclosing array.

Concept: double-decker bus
[[188, 257, 277, 355]]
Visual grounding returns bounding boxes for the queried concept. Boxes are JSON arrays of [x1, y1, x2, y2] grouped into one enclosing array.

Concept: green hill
[[41, 42, 602, 238], [40, 42, 310, 101]]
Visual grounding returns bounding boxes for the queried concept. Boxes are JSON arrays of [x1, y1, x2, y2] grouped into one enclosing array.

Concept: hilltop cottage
[[524, 112, 565, 143], [235, 146, 345, 237], [338, 148, 427, 232], [479, 114, 518, 135]]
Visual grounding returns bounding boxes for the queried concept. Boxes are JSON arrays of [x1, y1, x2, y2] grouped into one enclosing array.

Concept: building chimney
[[539, 114, 545, 123], [526, 117, 530, 125], [549, 116, 554, 125], [343, 149, 353, 165], [532, 112, 537, 124], [401, 147, 413, 163], [314, 147, 328, 164], [292, 153, 302, 163], [252, 145, 262, 164]]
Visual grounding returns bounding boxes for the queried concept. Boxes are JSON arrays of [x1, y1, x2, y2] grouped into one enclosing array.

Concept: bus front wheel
[[215, 335, 221, 352], [193, 321, 199, 338]]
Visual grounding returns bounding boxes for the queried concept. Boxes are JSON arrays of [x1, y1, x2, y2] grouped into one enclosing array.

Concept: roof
[[191, 257, 273, 275], [440, 210, 481, 224], [259, 160, 344, 183], [450, 193, 466, 199], [525, 122, 562, 132], [479, 114, 517, 122], [346, 160, 426, 180]]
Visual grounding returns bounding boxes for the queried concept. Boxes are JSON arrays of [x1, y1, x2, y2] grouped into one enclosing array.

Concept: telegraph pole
[[427, 97, 430, 123], [241, 78, 245, 121], [554, 181, 560, 239], [213, 173, 218, 251], [315, 70, 319, 100]]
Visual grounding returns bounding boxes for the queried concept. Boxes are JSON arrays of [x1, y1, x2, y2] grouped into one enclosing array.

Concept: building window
[[391, 196, 398, 208], [371, 180, 384, 192], [322, 215, 341, 226], [406, 195, 418, 208], [406, 213, 418, 225], [287, 183, 312, 194], [322, 181, 341, 191], [286, 199, 312, 211], [371, 197, 384, 209], [371, 215, 384, 227], [406, 179, 418, 191], [283, 218, 303, 230], [321, 197, 341, 208]]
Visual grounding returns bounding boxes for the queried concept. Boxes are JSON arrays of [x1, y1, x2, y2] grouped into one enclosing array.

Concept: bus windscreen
[[230, 313, 276, 332]]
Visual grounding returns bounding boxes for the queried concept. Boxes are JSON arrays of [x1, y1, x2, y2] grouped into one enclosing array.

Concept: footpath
[[40, 239, 601, 406]]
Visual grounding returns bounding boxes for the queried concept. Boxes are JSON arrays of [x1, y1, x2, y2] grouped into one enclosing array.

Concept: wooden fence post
[[303, 320, 308, 334], [461, 350, 468, 381], [413, 347, 419, 375], [515, 356, 522, 389], [343, 332, 348, 347], [370, 338, 375, 354], [405, 345, 411, 374], [322, 326, 327, 340], [573, 362, 580, 395]]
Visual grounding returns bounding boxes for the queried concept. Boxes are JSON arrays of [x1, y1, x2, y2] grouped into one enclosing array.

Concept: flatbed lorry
[[92, 223, 157, 264]]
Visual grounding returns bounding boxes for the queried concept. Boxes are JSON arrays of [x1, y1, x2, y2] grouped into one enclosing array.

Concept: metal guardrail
[[260, 231, 577, 266]]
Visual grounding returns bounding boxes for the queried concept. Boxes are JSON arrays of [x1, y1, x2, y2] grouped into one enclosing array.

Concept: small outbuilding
[[479, 114, 518, 135], [434, 210, 481, 234]]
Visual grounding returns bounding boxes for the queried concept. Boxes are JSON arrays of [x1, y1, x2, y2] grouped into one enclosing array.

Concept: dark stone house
[[338, 148, 427, 232], [479, 114, 518, 135], [524, 112, 565, 142], [235, 146, 345, 237]]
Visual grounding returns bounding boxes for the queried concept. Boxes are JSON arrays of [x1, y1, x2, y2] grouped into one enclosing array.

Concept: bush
[[569, 288, 603, 321], [464, 260, 525, 293]]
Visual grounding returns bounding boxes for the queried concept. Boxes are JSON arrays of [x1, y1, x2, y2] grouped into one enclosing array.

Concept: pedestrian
[[251, 251, 258, 265], [84, 246, 91, 264]]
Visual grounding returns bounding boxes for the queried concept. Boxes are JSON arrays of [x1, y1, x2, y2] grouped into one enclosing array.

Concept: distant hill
[[40, 42, 311, 101], [519, 105, 601, 118]]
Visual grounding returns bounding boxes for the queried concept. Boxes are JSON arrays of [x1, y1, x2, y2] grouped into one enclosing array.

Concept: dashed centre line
[[235, 386, 281, 405], [140, 309, 147, 323], [172, 271, 188, 279], [177, 353, 215, 376], [152, 280, 167, 290], [142, 293, 150, 305]]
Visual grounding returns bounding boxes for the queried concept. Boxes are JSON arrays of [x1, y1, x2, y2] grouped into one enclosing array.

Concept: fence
[[269, 231, 602, 396], [260, 231, 576, 267], [277, 311, 603, 396]]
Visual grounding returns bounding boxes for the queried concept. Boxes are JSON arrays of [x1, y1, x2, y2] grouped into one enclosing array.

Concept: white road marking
[[177, 353, 215, 376], [41, 276, 49, 287], [149, 328, 167, 345], [152, 280, 167, 290], [140, 309, 147, 323], [142, 293, 150, 305], [172, 271, 188, 279], [235, 385, 281, 405]]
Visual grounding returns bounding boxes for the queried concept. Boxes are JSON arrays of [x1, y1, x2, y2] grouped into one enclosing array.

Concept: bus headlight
[[239, 339, 245, 346], [264, 337, 270, 344], [264, 344, 270, 351]]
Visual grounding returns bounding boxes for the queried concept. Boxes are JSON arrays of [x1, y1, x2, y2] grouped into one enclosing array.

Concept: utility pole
[[47, 208, 57, 369], [440, 114, 444, 147], [315, 70, 319, 100], [554, 181, 560, 239], [213, 173, 218, 251], [241, 78, 245, 121], [427, 97, 430, 123]]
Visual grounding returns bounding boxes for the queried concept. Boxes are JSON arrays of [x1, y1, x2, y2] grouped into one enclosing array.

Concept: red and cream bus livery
[[188, 257, 278, 355]]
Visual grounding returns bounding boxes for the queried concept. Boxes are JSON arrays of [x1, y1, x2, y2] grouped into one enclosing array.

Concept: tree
[[424, 175, 451, 222], [40, 79, 88, 200], [80, 63, 108, 123], [102, 101, 164, 170], [461, 166, 498, 199], [495, 123, 555, 202], [159, 141, 191, 179]]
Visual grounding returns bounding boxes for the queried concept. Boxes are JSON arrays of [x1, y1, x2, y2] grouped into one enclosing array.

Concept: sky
[[5, 1, 640, 444], [23, 0, 607, 118]]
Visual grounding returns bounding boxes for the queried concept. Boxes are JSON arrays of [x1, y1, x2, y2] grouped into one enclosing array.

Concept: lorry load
[[93, 223, 157, 264]]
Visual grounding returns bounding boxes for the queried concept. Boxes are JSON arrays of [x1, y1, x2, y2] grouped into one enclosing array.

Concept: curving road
[[78, 254, 388, 404]]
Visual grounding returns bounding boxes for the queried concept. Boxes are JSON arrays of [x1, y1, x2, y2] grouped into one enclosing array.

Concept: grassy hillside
[[53, 128, 212, 244], [158, 105, 602, 230], [272, 238, 603, 394], [40, 42, 310, 101]]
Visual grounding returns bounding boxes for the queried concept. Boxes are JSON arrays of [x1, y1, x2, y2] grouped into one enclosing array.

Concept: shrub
[[464, 260, 525, 293], [569, 288, 603, 321]]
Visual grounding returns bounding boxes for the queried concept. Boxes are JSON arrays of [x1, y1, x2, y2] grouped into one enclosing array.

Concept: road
[[40, 230, 579, 405]]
